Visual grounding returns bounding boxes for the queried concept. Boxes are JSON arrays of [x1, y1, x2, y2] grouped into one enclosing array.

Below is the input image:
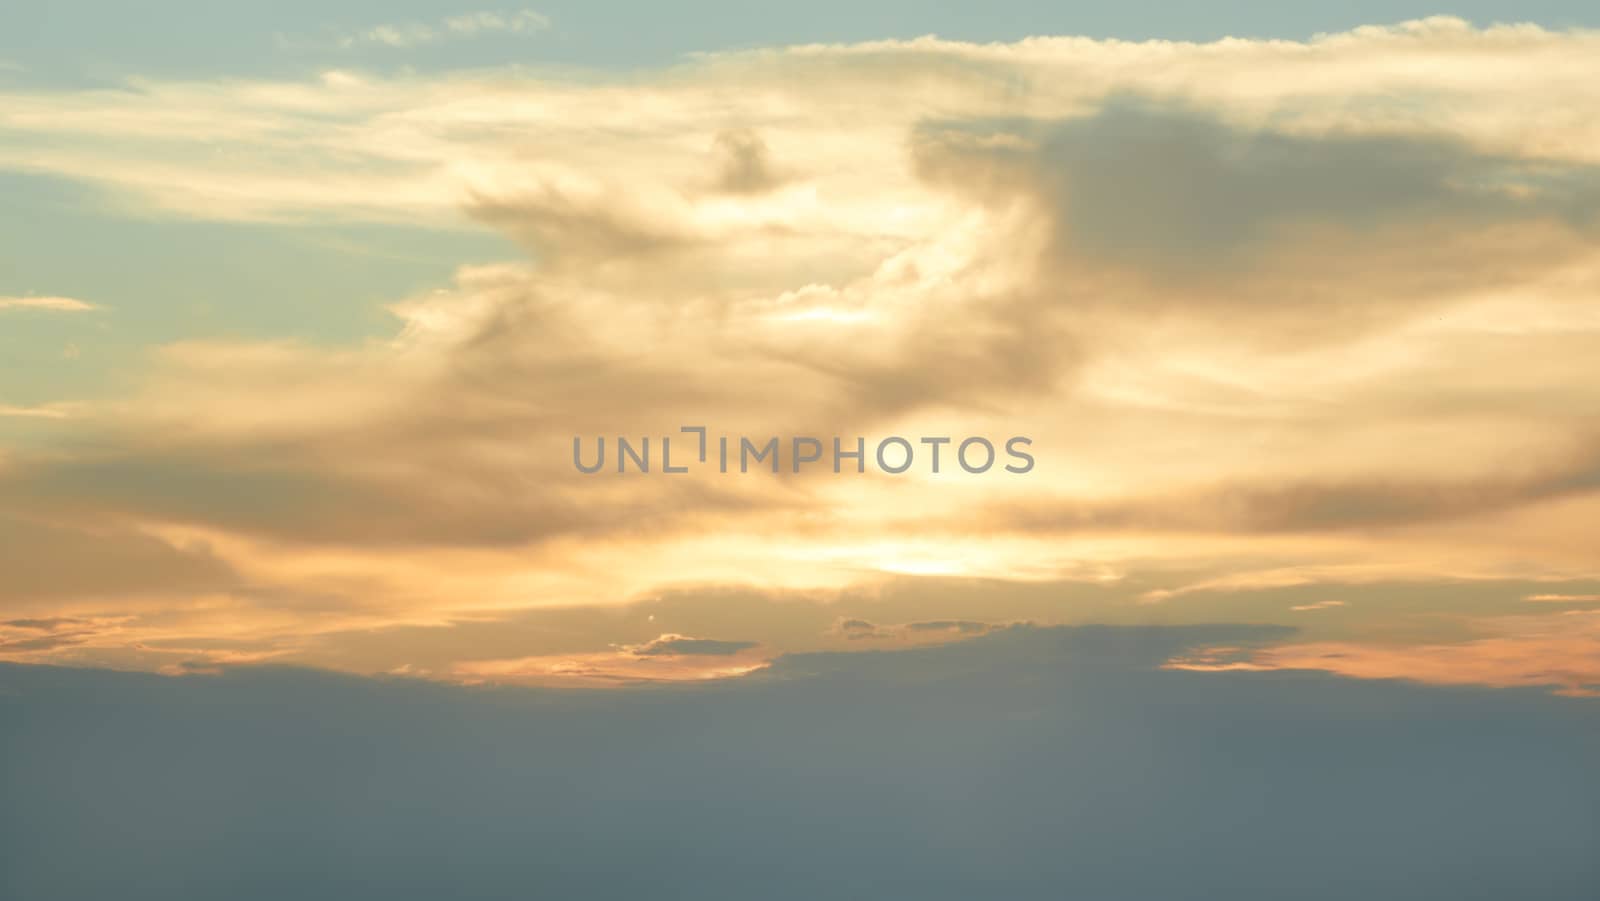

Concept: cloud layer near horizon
[[1, 18, 1598, 693], [4, 625, 1597, 900]]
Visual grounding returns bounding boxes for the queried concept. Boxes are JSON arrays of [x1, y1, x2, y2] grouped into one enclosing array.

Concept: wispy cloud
[[1289, 600, 1348, 612], [338, 9, 550, 49], [625, 634, 759, 657], [832, 617, 1005, 641], [0, 295, 99, 312], [1170, 609, 1600, 697], [443, 10, 551, 37], [0, 404, 77, 419]]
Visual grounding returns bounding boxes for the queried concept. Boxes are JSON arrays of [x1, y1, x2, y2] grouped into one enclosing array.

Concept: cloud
[[912, 101, 1600, 349], [0, 445, 793, 549], [0, 21, 1597, 680], [452, 649, 769, 686], [833, 617, 1003, 641], [335, 9, 550, 50], [2, 617, 88, 631], [443, 10, 551, 37], [977, 439, 1600, 536], [907, 619, 996, 634], [1289, 600, 1347, 612], [0, 514, 237, 608], [834, 618, 887, 640], [0, 295, 98, 312], [709, 129, 788, 195], [1524, 593, 1600, 603], [7, 624, 1596, 898], [626, 634, 759, 656], [917, 100, 1600, 264], [11, 19, 1600, 224], [0, 632, 93, 652], [0, 614, 141, 658], [1169, 609, 1600, 697], [0, 404, 76, 419]]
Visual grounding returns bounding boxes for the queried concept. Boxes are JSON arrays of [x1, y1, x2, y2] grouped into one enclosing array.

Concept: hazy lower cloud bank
[[3, 625, 1596, 901], [1, 18, 1599, 690]]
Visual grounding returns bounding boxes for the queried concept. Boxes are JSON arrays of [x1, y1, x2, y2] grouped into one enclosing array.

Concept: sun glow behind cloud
[[0, 18, 1598, 695]]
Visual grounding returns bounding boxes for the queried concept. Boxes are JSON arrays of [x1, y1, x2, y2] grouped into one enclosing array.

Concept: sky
[[1, 4, 1599, 895]]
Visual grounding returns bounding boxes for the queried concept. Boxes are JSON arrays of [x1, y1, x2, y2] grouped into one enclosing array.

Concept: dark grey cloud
[[710, 129, 787, 195], [3, 624, 1595, 900], [912, 98, 1600, 341], [469, 189, 700, 264], [903, 619, 991, 635], [982, 439, 1600, 535], [915, 98, 1600, 268], [834, 618, 886, 640], [0, 447, 801, 550], [2, 618, 87, 631], [834, 617, 1000, 641], [0, 632, 91, 652]]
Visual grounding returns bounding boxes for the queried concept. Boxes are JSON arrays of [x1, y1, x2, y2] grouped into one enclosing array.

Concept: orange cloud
[[451, 633, 771, 686], [1169, 610, 1600, 697]]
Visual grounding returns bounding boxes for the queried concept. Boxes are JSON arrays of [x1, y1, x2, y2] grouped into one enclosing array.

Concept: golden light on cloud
[[0, 295, 99, 312], [1, 19, 1598, 696], [1289, 600, 1347, 612], [10, 10, 1600, 898], [452, 633, 771, 687], [1167, 610, 1600, 697]]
